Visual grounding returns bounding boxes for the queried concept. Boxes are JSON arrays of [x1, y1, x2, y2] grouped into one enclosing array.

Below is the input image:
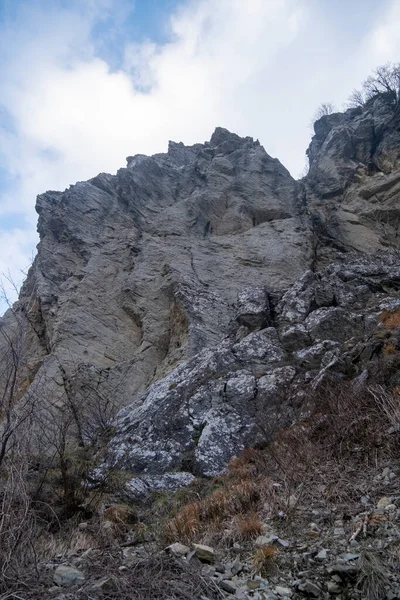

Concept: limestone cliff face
[[1, 98, 400, 496], [306, 95, 400, 259]]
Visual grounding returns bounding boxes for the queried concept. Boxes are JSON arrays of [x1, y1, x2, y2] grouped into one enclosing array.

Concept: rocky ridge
[[1, 94, 400, 495]]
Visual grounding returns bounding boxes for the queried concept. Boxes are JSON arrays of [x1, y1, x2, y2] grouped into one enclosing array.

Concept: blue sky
[[0, 0, 400, 312]]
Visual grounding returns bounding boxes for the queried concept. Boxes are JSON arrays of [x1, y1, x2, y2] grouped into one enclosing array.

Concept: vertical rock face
[[305, 96, 400, 260], [2, 100, 400, 494], [5, 127, 311, 410]]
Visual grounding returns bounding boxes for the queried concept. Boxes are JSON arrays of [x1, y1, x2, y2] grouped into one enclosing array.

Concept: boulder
[[53, 565, 85, 587], [193, 544, 215, 563]]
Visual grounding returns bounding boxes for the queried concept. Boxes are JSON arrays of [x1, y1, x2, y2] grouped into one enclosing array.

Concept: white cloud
[[0, 0, 399, 309], [369, 0, 400, 61]]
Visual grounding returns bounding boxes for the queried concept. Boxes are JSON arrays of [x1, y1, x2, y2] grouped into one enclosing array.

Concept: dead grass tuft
[[252, 545, 279, 576], [380, 309, 400, 330], [234, 514, 264, 540], [357, 551, 389, 600], [165, 501, 201, 541], [165, 478, 261, 543]]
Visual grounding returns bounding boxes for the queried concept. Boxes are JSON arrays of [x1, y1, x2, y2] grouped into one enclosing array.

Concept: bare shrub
[[0, 303, 39, 469], [2, 552, 225, 600], [347, 62, 400, 109], [369, 385, 400, 433], [0, 449, 40, 591], [348, 88, 365, 108], [313, 102, 335, 122]]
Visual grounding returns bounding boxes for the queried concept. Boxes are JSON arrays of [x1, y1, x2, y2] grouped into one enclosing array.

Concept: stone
[[297, 580, 321, 597], [275, 586, 292, 597], [166, 542, 190, 557], [281, 324, 311, 352], [201, 565, 215, 577], [193, 544, 215, 563], [342, 553, 359, 562], [90, 577, 116, 594], [333, 520, 345, 537], [327, 580, 342, 594], [236, 287, 270, 330], [229, 558, 244, 576], [255, 535, 277, 547], [53, 565, 85, 587], [315, 549, 328, 561], [327, 564, 358, 578], [377, 496, 391, 508], [220, 580, 237, 594], [247, 580, 262, 590]]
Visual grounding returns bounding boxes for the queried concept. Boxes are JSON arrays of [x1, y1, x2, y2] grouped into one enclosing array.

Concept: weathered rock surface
[[101, 251, 400, 492], [1, 96, 400, 495], [306, 95, 400, 261]]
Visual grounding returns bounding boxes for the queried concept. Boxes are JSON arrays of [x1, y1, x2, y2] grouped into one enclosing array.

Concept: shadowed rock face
[[305, 96, 400, 261], [2, 100, 400, 496]]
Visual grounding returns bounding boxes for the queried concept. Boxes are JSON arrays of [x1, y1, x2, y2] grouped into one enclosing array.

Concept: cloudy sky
[[0, 0, 399, 309]]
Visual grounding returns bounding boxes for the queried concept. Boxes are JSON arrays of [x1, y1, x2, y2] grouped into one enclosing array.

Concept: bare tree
[[347, 62, 400, 109], [347, 88, 365, 108], [364, 62, 400, 106], [313, 102, 335, 123], [0, 283, 40, 469]]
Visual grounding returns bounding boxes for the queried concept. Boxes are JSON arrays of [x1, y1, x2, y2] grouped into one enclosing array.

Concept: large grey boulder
[[236, 287, 270, 330]]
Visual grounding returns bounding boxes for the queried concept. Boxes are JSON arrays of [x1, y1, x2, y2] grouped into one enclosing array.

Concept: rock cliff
[[1, 95, 400, 496]]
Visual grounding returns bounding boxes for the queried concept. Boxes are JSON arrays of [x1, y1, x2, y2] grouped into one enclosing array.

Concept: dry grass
[[252, 545, 279, 576], [234, 514, 264, 540], [166, 501, 202, 541], [357, 551, 389, 600], [163, 377, 400, 544], [380, 309, 400, 330], [384, 343, 397, 355], [164, 471, 265, 544], [2, 552, 225, 600], [378, 309, 400, 356]]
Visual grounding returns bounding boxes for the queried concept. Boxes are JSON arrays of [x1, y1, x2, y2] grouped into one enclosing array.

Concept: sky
[[0, 0, 400, 311]]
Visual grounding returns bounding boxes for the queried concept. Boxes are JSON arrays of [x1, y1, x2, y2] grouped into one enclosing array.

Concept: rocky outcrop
[[2, 95, 400, 497], [103, 252, 400, 496], [306, 96, 400, 261], [2, 128, 311, 415]]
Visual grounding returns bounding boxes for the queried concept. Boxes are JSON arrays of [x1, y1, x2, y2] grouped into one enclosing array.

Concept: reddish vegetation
[[380, 309, 400, 330]]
